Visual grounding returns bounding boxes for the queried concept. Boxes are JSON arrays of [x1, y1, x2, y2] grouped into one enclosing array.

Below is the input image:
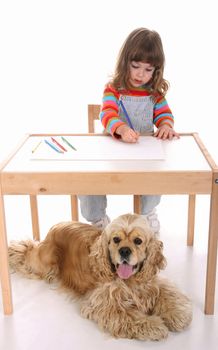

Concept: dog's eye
[[134, 238, 142, 245], [113, 236, 121, 244]]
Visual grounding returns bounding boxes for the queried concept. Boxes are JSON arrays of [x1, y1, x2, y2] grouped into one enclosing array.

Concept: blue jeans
[[78, 195, 161, 222]]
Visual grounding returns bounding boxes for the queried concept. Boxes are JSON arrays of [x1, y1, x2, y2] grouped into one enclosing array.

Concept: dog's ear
[[146, 239, 166, 271], [89, 232, 114, 281], [134, 238, 166, 283]]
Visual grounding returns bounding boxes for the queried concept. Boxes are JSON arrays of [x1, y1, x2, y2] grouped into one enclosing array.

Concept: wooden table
[[0, 133, 218, 315]]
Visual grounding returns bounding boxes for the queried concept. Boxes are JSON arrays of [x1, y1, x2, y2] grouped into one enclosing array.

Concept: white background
[[1, 0, 218, 236], [0, 2, 218, 348], [1, 0, 218, 235], [0, 0, 218, 164]]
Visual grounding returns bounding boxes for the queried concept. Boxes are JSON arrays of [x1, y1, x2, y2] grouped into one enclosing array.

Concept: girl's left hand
[[154, 125, 180, 140]]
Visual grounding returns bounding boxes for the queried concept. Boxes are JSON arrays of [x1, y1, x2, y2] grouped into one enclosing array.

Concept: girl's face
[[129, 61, 155, 87]]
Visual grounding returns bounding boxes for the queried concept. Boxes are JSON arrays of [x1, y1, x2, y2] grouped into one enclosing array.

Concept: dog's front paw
[[164, 305, 193, 332], [121, 315, 168, 341], [139, 315, 169, 341], [156, 280, 193, 333], [162, 296, 193, 332]]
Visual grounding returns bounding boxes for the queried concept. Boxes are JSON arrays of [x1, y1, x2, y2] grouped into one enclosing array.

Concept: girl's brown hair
[[112, 28, 169, 96]]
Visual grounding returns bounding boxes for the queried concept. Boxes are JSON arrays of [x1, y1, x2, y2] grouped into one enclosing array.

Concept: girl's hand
[[154, 125, 180, 140], [116, 125, 139, 143]]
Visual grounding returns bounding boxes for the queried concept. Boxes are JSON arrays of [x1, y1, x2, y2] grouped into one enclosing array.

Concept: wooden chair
[[88, 104, 141, 214]]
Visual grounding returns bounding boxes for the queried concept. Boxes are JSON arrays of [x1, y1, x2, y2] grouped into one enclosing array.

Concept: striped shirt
[[99, 83, 174, 136]]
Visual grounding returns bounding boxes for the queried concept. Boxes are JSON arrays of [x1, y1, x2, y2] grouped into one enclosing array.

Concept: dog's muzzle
[[116, 246, 138, 279]]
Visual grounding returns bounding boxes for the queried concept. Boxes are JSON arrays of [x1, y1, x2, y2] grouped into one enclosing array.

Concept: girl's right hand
[[115, 125, 139, 143]]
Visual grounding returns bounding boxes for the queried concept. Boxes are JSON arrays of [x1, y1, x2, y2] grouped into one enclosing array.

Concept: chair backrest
[[88, 104, 101, 133]]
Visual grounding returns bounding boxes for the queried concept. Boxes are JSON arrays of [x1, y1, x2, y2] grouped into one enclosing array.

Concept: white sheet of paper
[[30, 136, 165, 160]]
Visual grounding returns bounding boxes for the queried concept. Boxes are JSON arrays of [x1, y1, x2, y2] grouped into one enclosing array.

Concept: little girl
[[79, 27, 179, 233]]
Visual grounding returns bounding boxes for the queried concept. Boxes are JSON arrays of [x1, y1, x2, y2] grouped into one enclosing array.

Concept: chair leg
[[187, 194, 196, 246], [133, 195, 141, 214], [71, 195, 79, 221], [29, 195, 40, 241]]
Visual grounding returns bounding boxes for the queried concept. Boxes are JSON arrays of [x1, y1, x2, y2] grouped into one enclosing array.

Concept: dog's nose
[[119, 247, 131, 259]]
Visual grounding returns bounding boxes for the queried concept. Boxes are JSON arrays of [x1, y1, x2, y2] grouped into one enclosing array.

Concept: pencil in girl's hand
[[61, 136, 77, 151], [119, 100, 134, 130], [51, 137, 67, 152], [32, 140, 42, 153]]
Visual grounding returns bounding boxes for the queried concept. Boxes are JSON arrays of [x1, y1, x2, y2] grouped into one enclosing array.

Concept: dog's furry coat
[[8, 214, 192, 340]]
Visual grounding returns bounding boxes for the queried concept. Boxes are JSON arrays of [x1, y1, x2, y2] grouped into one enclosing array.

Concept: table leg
[[71, 195, 78, 221], [0, 185, 13, 314], [205, 171, 218, 314], [30, 195, 40, 240], [134, 195, 141, 214], [187, 194, 196, 246]]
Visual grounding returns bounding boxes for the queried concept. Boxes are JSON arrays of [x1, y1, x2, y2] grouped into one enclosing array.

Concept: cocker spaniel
[[8, 213, 192, 341]]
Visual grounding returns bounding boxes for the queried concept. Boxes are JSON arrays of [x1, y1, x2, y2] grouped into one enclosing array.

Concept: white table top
[[2, 134, 212, 173]]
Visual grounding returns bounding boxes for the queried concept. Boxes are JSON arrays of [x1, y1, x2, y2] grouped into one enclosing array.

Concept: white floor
[[0, 194, 218, 350]]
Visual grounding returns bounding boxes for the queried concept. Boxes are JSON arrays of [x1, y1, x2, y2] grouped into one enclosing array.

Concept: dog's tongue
[[117, 263, 133, 279]]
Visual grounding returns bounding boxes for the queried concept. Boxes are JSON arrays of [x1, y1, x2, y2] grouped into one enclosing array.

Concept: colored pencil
[[61, 136, 77, 151], [51, 137, 67, 152], [32, 140, 42, 153], [44, 139, 64, 153]]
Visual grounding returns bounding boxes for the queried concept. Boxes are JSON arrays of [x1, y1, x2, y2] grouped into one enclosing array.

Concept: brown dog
[[8, 213, 192, 340]]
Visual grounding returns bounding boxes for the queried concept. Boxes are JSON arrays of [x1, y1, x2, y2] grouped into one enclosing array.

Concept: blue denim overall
[[79, 95, 161, 222]]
